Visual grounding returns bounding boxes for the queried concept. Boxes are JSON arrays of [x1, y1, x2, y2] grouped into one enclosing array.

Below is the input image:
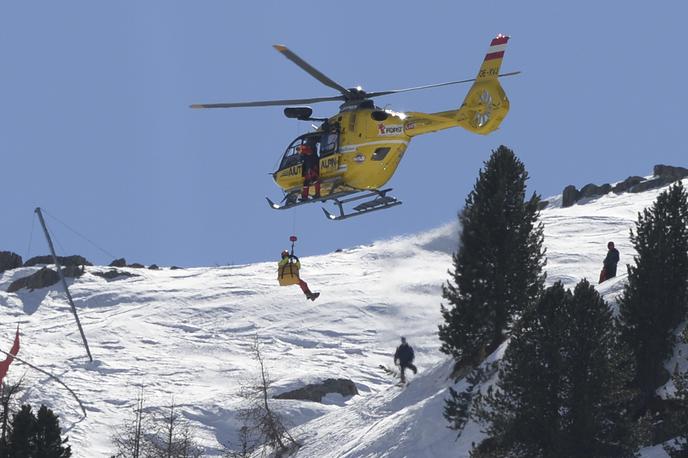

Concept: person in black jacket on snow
[[394, 336, 417, 383], [603, 241, 620, 280]]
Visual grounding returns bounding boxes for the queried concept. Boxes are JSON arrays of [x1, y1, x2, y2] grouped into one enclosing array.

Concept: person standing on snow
[[394, 336, 417, 383], [600, 241, 620, 282]]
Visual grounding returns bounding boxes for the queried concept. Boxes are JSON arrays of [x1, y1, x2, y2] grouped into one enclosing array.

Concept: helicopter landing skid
[[322, 188, 402, 221], [266, 188, 402, 220], [266, 189, 359, 211]]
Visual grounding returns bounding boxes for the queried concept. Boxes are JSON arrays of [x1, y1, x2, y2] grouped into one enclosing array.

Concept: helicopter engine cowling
[[284, 106, 313, 120]]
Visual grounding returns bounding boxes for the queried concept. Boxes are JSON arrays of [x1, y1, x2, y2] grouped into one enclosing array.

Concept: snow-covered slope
[[1, 179, 686, 457]]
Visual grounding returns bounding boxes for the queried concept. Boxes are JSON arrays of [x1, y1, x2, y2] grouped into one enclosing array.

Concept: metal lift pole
[[34, 207, 93, 362]]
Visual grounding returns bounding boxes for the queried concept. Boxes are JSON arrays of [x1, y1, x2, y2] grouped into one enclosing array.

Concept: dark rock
[[613, 176, 645, 194], [562, 185, 580, 208], [24, 255, 92, 267], [0, 251, 23, 273], [537, 200, 549, 210], [629, 165, 688, 193], [6, 264, 85, 293], [630, 178, 667, 193], [579, 183, 611, 199], [92, 269, 138, 281], [148, 264, 160, 270], [274, 378, 358, 403], [7, 267, 60, 292], [170, 266, 181, 270], [62, 265, 85, 278], [109, 258, 127, 267], [128, 263, 145, 269], [335, 249, 343, 253], [654, 164, 688, 181]]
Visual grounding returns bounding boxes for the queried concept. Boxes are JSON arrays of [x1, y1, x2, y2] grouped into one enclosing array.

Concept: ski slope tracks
[[0, 178, 686, 457]]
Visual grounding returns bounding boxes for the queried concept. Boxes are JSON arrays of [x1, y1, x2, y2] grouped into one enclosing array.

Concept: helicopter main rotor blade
[[365, 71, 521, 98], [191, 94, 346, 109], [273, 44, 352, 97]]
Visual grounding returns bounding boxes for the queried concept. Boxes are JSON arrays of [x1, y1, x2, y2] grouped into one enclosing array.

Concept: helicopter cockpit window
[[320, 131, 339, 157], [279, 136, 321, 170]]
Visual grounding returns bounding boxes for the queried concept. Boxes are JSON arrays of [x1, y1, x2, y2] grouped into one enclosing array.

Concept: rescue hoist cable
[[285, 234, 298, 277], [289, 234, 297, 258]]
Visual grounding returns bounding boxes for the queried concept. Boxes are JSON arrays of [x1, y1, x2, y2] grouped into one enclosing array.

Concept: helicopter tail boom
[[402, 35, 513, 138]]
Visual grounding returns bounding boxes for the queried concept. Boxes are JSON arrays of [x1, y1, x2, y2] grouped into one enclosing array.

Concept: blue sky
[[2, 1, 687, 267]]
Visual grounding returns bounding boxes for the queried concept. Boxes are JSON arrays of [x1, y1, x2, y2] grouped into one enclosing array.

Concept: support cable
[[26, 214, 35, 261], [42, 208, 117, 261], [0, 347, 87, 419]]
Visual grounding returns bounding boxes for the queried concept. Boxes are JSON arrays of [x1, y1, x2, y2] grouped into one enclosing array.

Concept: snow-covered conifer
[[619, 181, 688, 404], [439, 145, 545, 369]]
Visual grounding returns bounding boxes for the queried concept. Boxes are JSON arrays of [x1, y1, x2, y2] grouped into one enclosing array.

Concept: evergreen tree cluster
[[619, 182, 688, 403], [440, 146, 688, 454], [472, 281, 641, 457], [0, 404, 71, 458], [664, 326, 688, 457]]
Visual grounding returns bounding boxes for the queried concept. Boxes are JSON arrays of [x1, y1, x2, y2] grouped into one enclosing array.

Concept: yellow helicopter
[[192, 35, 518, 220]]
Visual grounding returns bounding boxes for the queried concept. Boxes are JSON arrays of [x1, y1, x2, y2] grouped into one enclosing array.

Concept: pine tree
[[473, 281, 641, 457], [561, 279, 638, 457], [443, 364, 497, 435], [473, 282, 569, 456], [664, 327, 688, 457], [4, 404, 72, 458], [7, 404, 37, 457], [0, 380, 24, 457], [439, 145, 546, 370], [619, 182, 688, 404], [34, 405, 71, 458]]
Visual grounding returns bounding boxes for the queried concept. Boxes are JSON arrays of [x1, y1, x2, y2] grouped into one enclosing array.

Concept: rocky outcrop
[[148, 264, 160, 270], [109, 258, 127, 267], [562, 185, 580, 208], [92, 269, 139, 281], [612, 176, 645, 194], [579, 183, 612, 198], [654, 164, 688, 181], [62, 265, 86, 278], [274, 378, 358, 403], [24, 255, 92, 267], [0, 251, 23, 273], [6, 265, 85, 293], [629, 178, 665, 193], [109, 258, 152, 269], [628, 165, 688, 193], [562, 164, 688, 207], [7, 267, 60, 292]]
